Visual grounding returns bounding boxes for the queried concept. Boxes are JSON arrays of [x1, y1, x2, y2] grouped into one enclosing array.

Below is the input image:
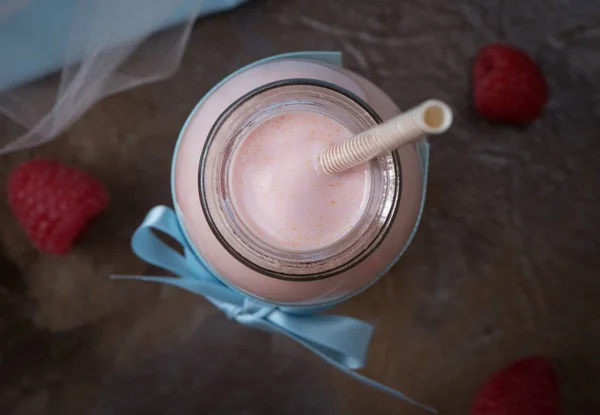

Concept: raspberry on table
[[473, 43, 548, 124], [7, 159, 110, 255], [471, 356, 560, 415]]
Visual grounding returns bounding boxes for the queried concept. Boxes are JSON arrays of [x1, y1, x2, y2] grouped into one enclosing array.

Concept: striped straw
[[317, 99, 453, 174]]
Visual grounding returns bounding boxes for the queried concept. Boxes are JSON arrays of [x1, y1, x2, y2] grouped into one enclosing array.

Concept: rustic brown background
[[1, 0, 600, 414]]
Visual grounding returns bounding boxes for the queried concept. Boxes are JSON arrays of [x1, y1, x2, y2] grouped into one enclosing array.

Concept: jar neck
[[199, 80, 401, 281]]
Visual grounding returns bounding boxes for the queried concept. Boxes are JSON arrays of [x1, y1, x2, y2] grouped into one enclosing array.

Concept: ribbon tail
[[110, 274, 244, 306], [281, 331, 436, 413], [340, 369, 437, 413], [112, 275, 177, 283], [111, 274, 213, 296], [266, 312, 373, 369], [258, 312, 436, 413]]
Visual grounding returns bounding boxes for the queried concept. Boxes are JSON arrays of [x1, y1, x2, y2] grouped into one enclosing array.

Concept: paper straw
[[317, 99, 453, 175]]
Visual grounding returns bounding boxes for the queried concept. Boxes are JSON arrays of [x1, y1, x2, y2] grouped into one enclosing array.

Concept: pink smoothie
[[230, 111, 369, 251]]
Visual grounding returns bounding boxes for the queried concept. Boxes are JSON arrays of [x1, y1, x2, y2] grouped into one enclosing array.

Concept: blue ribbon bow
[[113, 206, 435, 413]]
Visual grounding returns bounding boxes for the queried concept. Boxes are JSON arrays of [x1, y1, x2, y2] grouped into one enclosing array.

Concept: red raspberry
[[473, 44, 548, 124], [471, 356, 560, 415], [7, 159, 110, 255]]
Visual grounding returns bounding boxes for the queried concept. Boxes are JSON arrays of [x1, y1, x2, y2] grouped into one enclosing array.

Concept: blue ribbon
[[113, 51, 434, 412], [113, 205, 435, 413]]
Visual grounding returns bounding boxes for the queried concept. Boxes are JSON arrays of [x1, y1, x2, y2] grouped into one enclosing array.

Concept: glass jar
[[172, 55, 426, 307]]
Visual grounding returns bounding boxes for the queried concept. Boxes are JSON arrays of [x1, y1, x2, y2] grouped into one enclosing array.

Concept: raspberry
[[472, 356, 560, 415], [473, 44, 548, 124], [7, 159, 110, 255]]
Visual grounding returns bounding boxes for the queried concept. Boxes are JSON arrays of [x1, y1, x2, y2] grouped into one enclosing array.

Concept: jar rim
[[199, 79, 401, 282]]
